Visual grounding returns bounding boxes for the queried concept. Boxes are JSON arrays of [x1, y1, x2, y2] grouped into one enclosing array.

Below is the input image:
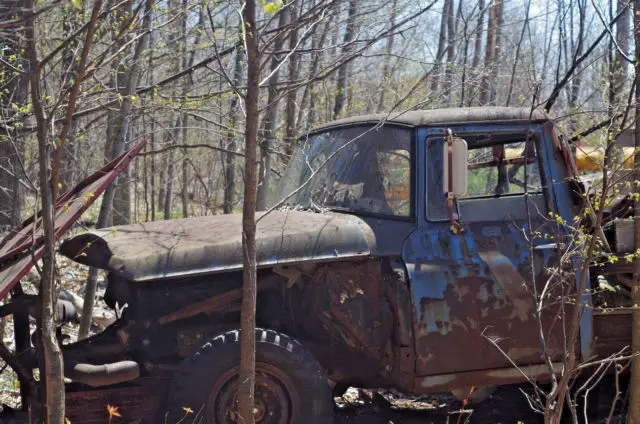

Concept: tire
[[162, 328, 334, 424]]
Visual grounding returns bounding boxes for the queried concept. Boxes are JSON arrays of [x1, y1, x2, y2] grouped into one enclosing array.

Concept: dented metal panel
[[404, 124, 571, 377], [298, 259, 415, 390]]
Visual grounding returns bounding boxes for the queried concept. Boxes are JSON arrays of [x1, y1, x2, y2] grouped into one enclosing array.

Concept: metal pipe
[[66, 360, 140, 387]]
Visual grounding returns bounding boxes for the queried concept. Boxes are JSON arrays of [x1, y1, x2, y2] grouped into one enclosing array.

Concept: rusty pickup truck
[[0, 107, 633, 423]]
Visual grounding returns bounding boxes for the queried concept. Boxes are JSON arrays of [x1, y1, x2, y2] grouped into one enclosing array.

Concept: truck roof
[[310, 107, 549, 133]]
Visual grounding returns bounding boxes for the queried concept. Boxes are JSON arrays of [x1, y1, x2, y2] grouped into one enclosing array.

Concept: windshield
[[272, 126, 412, 217]]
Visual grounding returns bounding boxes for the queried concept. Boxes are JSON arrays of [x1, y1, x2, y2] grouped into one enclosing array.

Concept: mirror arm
[[446, 129, 464, 235]]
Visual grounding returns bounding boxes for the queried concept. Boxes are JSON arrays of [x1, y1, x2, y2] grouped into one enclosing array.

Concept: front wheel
[[163, 328, 333, 424]]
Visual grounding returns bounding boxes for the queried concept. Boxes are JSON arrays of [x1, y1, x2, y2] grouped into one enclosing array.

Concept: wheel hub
[[209, 366, 295, 424]]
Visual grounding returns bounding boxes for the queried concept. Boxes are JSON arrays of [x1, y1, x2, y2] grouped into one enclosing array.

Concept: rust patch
[[478, 250, 533, 322], [299, 260, 415, 390], [157, 278, 278, 325], [416, 362, 562, 393]]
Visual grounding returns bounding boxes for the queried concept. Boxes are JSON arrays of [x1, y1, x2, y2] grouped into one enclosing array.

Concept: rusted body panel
[[402, 122, 581, 386], [415, 362, 563, 393], [403, 222, 568, 379], [292, 259, 416, 391]]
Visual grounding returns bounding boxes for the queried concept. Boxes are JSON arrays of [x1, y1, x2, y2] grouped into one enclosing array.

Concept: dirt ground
[[334, 386, 543, 424]]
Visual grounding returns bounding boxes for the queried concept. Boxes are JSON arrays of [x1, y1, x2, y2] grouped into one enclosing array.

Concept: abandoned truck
[[0, 107, 635, 423]]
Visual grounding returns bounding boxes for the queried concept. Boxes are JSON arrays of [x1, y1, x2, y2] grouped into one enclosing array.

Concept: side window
[[377, 149, 411, 216], [427, 132, 546, 222], [279, 126, 413, 218], [465, 139, 541, 198]]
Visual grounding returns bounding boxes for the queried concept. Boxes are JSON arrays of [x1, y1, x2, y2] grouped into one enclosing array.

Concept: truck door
[[403, 125, 567, 378]]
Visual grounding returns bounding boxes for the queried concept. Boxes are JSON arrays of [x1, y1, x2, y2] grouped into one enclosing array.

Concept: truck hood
[[59, 209, 377, 282]]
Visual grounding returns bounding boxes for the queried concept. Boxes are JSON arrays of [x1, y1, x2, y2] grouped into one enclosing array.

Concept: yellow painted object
[[575, 147, 635, 171], [385, 185, 409, 202]]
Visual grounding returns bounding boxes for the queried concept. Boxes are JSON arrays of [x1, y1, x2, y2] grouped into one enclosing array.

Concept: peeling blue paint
[[403, 122, 588, 376]]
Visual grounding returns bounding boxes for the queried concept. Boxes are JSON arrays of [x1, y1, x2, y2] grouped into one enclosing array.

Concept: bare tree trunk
[[238, 0, 259, 421], [628, 2, 640, 423], [505, 0, 531, 105], [613, 0, 630, 93], [302, 13, 334, 127], [469, 0, 485, 105], [100, 1, 134, 226], [110, 2, 136, 226], [479, 0, 501, 105], [158, 160, 166, 214], [161, 0, 187, 220], [257, 10, 288, 210], [180, 0, 190, 219], [443, 0, 456, 102], [148, 24, 157, 221], [430, 0, 451, 100], [79, 0, 154, 339], [458, 14, 471, 107], [333, 0, 357, 119], [163, 117, 180, 219], [377, 0, 398, 112], [568, 0, 585, 114], [25, 0, 65, 420], [609, 0, 630, 139], [223, 44, 244, 215], [181, 123, 189, 218], [0, 0, 26, 231], [59, 6, 79, 190], [604, 0, 628, 165], [284, 4, 300, 155]]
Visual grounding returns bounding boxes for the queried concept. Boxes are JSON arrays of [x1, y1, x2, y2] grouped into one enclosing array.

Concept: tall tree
[[58, 6, 80, 190], [303, 12, 334, 127], [238, 0, 259, 422], [333, 0, 357, 119], [79, 0, 154, 339], [469, 0, 486, 105], [108, 2, 134, 226], [442, 0, 456, 101], [284, 3, 300, 155], [479, 0, 502, 105], [0, 0, 26, 231], [257, 10, 288, 210], [629, 1, 640, 422], [377, 0, 398, 112], [430, 0, 451, 98], [179, 1, 205, 218], [223, 42, 245, 215]]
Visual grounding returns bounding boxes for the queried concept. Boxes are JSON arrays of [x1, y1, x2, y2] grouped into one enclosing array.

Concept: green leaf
[[264, 1, 282, 15], [70, 0, 83, 10]]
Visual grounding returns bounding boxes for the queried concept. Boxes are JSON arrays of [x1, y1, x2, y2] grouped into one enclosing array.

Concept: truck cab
[[277, 106, 589, 389], [1, 107, 609, 423]]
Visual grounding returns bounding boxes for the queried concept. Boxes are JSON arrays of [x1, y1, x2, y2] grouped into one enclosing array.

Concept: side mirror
[[442, 134, 468, 198]]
